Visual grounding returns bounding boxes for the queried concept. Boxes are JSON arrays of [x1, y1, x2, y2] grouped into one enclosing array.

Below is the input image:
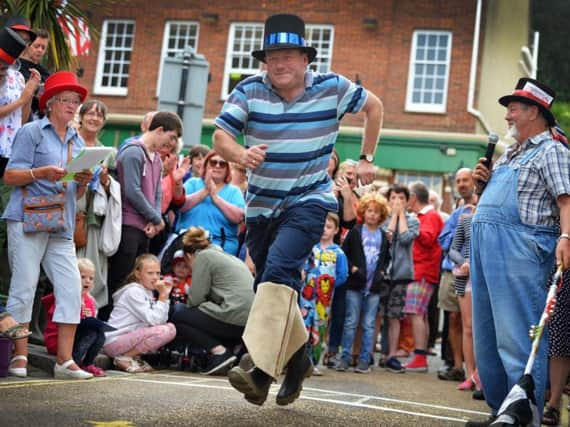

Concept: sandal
[[457, 377, 475, 391], [8, 355, 27, 377], [134, 356, 154, 372], [0, 312, 31, 340], [113, 356, 145, 373], [542, 405, 560, 426]]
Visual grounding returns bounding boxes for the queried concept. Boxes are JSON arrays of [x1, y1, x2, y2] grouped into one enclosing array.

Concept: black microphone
[[477, 133, 499, 191]]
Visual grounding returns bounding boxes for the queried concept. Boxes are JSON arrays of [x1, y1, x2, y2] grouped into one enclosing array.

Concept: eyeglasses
[[84, 111, 104, 119], [209, 159, 228, 168], [55, 97, 81, 106]]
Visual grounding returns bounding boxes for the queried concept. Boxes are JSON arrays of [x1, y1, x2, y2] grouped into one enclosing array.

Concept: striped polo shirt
[[215, 71, 368, 221]]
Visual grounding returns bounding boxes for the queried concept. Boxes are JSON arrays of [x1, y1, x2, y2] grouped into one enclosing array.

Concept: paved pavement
[[2, 345, 568, 427], [0, 345, 494, 427]]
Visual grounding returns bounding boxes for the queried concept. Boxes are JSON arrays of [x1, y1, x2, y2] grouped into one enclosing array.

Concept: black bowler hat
[[498, 77, 556, 126], [252, 14, 317, 63], [5, 16, 37, 44], [0, 27, 28, 65]]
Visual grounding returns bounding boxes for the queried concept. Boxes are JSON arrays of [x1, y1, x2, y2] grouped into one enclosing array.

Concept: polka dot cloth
[[548, 270, 570, 358]]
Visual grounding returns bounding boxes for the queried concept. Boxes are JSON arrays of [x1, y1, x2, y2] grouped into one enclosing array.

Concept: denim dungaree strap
[[470, 141, 556, 417]]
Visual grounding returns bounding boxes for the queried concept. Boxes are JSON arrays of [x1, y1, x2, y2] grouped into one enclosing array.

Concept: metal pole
[[177, 52, 191, 118]]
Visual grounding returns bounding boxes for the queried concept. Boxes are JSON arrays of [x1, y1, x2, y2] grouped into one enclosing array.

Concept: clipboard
[[63, 146, 114, 181]]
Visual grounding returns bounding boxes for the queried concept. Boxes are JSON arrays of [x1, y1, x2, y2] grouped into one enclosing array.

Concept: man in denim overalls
[[466, 78, 570, 427]]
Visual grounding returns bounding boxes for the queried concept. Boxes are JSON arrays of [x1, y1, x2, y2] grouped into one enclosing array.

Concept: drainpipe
[[520, 31, 539, 78], [467, 0, 493, 134]]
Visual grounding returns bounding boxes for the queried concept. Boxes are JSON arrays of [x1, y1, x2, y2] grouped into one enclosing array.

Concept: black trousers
[[171, 305, 244, 352], [426, 283, 440, 349], [73, 321, 106, 366]]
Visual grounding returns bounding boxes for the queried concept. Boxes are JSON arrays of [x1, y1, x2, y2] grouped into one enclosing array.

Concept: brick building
[[76, 0, 535, 194]]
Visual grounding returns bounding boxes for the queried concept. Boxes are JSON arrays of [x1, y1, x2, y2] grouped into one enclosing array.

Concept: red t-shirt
[[413, 206, 444, 284]]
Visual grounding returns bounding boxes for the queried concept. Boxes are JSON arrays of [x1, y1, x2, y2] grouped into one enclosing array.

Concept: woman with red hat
[[2, 71, 95, 380]]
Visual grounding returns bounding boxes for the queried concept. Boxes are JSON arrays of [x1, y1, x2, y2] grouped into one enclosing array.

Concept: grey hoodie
[[382, 212, 419, 283]]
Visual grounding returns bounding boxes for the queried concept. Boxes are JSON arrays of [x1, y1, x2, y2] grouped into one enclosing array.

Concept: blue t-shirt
[[362, 225, 382, 293], [176, 178, 245, 256]]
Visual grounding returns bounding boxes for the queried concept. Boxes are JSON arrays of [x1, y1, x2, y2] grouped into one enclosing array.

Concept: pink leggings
[[103, 323, 176, 358]]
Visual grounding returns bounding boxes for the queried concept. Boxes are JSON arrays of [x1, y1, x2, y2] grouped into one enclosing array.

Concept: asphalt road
[[0, 359, 492, 427]]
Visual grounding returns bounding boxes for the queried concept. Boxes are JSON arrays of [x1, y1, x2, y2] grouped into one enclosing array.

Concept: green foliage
[[533, 0, 570, 101], [552, 102, 570, 133], [0, 0, 106, 72]]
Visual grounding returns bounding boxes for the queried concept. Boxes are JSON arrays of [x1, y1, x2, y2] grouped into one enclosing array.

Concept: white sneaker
[[312, 366, 324, 376], [54, 359, 93, 380]]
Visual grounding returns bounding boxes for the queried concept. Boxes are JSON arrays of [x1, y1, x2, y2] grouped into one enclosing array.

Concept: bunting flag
[[551, 122, 568, 147], [58, 15, 90, 57]]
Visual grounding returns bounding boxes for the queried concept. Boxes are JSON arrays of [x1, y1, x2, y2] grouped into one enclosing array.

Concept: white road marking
[[122, 374, 489, 424]]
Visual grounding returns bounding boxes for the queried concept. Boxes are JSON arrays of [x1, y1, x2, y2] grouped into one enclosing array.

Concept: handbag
[[22, 190, 67, 233], [22, 141, 72, 234], [74, 210, 87, 248]]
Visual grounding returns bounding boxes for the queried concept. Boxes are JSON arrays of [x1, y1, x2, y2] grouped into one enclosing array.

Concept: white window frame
[[94, 19, 136, 96], [221, 22, 264, 100], [156, 20, 200, 96], [395, 171, 443, 195], [306, 24, 334, 73], [221, 22, 334, 99], [405, 30, 452, 113]]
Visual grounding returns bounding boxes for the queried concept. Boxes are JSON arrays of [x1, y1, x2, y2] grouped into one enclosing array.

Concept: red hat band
[[0, 48, 16, 65], [511, 89, 552, 110]]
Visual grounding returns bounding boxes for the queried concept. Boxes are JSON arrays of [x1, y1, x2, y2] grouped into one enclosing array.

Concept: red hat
[[498, 78, 556, 126], [39, 71, 88, 112], [0, 27, 27, 65]]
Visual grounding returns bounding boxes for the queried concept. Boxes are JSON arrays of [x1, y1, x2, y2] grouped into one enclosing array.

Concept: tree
[[533, 0, 570, 101], [0, 0, 108, 72]]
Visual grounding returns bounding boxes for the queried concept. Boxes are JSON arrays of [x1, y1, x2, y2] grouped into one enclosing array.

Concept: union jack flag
[[58, 14, 91, 57]]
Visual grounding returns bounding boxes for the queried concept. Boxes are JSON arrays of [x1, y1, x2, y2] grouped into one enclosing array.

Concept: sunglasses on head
[[209, 159, 228, 168]]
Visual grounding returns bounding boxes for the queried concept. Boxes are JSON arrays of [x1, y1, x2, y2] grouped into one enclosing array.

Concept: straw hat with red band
[[39, 71, 88, 112], [498, 77, 556, 126], [0, 27, 27, 65], [5, 16, 37, 43]]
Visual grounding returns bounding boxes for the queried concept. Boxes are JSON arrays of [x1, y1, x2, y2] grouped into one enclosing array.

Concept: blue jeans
[[246, 202, 327, 292], [340, 289, 380, 364]]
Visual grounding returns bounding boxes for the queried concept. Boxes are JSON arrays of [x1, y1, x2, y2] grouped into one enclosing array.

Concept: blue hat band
[[265, 32, 306, 48]]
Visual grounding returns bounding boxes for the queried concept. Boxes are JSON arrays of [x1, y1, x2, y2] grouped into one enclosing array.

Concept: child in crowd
[[336, 193, 390, 374], [449, 206, 481, 393], [379, 184, 420, 373], [103, 254, 177, 373], [300, 212, 348, 375], [164, 250, 192, 305], [42, 258, 107, 377]]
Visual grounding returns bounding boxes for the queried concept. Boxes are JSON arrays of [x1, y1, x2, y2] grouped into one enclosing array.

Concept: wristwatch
[[359, 153, 374, 163]]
